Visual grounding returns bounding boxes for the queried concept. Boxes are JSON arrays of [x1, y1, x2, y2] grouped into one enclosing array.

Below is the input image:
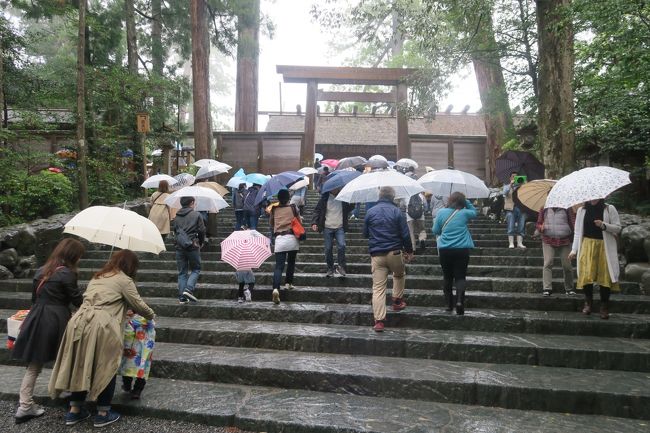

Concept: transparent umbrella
[[336, 170, 424, 203]]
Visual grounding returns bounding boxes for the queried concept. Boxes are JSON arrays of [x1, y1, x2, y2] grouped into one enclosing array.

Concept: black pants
[[122, 376, 146, 392], [273, 251, 297, 289], [439, 248, 470, 306], [583, 284, 610, 302], [70, 375, 116, 410]]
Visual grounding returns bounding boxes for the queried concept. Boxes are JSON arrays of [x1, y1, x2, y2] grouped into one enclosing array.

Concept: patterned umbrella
[[170, 173, 196, 191], [495, 151, 545, 184], [220, 230, 272, 270], [545, 167, 631, 209]]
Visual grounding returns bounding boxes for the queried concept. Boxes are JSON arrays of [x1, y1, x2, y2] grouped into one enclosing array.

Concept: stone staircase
[[0, 190, 649, 432]]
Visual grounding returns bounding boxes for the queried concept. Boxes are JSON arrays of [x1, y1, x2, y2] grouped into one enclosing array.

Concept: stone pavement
[[0, 189, 649, 432]]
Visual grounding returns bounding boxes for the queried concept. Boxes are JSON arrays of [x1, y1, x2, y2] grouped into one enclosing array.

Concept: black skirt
[[12, 302, 72, 364]]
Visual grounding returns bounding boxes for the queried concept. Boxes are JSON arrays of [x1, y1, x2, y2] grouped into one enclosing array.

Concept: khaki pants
[[407, 219, 426, 249], [542, 243, 573, 292], [371, 252, 406, 321], [19, 363, 42, 410]]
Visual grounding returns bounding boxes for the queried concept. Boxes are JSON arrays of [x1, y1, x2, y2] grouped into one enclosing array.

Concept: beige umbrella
[[516, 179, 557, 214], [197, 181, 229, 196], [63, 206, 165, 254]]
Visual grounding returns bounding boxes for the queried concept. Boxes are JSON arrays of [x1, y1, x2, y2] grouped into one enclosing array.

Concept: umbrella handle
[[109, 223, 127, 257]]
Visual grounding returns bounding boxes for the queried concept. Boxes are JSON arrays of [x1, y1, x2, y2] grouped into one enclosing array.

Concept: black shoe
[[456, 302, 464, 316], [419, 240, 426, 250], [183, 290, 198, 302]]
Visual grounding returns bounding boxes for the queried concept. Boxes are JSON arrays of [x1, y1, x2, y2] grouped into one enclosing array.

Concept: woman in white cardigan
[[568, 199, 621, 319]]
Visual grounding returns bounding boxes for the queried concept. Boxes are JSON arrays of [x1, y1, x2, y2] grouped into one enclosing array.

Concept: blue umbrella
[[254, 171, 304, 205], [245, 173, 269, 186], [322, 170, 362, 194]]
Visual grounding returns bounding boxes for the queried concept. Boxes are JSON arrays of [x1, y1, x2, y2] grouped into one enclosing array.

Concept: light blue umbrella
[[245, 173, 269, 185]]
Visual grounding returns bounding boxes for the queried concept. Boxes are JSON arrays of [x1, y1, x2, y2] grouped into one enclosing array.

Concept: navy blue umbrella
[[321, 170, 362, 194], [254, 171, 304, 205]]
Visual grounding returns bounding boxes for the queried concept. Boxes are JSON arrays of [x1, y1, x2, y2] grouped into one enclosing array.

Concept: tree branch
[[137, 53, 151, 76], [134, 7, 153, 20]]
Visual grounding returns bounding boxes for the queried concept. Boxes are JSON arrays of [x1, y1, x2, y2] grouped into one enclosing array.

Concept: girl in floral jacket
[[119, 311, 156, 399]]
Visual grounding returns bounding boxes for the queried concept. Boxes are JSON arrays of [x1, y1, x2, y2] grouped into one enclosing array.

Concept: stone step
[[212, 227, 524, 236], [164, 238, 542, 248], [3, 312, 646, 372], [0, 365, 644, 433], [3, 295, 647, 338], [2, 283, 648, 313], [78, 259, 578, 279]]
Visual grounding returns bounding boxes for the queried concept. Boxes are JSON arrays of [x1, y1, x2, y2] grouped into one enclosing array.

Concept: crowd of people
[[11, 160, 622, 427]]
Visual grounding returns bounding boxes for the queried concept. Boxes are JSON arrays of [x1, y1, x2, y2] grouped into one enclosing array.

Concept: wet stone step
[[0, 365, 645, 433]]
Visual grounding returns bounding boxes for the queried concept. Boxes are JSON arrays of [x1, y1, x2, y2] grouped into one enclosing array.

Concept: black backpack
[[407, 194, 424, 219]]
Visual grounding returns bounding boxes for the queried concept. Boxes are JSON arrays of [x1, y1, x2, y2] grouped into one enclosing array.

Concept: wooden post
[[448, 138, 455, 169], [396, 83, 410, 159], [303, 80, 317, 168]]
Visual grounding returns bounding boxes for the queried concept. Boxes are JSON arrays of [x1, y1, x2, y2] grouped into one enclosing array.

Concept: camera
[[513, 175, 527, 185]]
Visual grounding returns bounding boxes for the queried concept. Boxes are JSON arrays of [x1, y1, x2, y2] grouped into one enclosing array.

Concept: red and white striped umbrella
[[220, 230, 272, 270]]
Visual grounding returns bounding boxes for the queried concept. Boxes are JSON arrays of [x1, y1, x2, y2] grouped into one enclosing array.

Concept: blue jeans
[[243, 210, 259, 230], [235, 210, 245, 230], [273, 250, 297, 289], [506, 207, 527, 236], [351, 203, 361, 218], [176, 248, 201, 299], [323, 227, 346, 271]]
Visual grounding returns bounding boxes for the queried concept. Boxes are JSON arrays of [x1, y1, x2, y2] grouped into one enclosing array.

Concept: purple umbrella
[[495, 151, 545, 184]]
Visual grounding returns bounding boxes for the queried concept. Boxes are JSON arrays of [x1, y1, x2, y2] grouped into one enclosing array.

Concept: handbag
[[290, 204, 307, 241]]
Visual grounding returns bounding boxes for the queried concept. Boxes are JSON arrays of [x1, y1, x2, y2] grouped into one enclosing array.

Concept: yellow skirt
[[577, 237, 620, 292]]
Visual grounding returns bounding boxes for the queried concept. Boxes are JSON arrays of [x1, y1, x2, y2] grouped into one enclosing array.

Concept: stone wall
[[0, 199, 149, 279], [619, 213, 650, 292]]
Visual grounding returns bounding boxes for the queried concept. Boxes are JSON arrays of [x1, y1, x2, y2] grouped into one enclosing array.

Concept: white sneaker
[[15, 404, 45, 424], [272, 289, 280, 304], [284, 283, 295, 290], [244, 288, 252, 301], [237, 297, 244, 303]]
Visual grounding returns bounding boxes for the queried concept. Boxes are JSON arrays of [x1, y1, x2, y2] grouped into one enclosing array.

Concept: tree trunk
[[151, 0, 164, 132], [390, 8, 404, 63], [471, 13, 515, 186], [190, 0, 212, 159], [536, 0, 575, 178], [125, 0, 138, 74], [77, 0, 89, 209], [0, 29, 5, 132], [234, 0, 259, 132], [517, 0, 538, 100]]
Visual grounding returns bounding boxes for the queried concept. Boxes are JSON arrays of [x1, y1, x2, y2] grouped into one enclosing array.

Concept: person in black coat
[[13, 238, 85, 424], [311, 189, 355, 277]]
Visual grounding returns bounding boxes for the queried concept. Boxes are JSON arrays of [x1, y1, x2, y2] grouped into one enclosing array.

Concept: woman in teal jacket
[[432, 192, 477, 315]]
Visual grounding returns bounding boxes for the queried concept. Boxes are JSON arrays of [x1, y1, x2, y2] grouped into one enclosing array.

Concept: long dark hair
[[447, 191, 467, 209], [41, 238, 85, 282], [158, 180, 169, 193], [94, 249, 139, 279]]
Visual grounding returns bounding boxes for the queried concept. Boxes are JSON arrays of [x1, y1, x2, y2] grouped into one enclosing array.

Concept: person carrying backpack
[[405, 192, 427, 254], [172, 196, 205, 304], [242, 184, 262, 230]]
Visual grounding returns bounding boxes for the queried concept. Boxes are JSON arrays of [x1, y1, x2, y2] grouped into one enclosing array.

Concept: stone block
[[620, 224, 650, 262], [624, 263, 650, 282], [642, 271, 650, 295], [1, 225, 36, 256], [0, 265, 13, 279], [0, 248, 18, 269]]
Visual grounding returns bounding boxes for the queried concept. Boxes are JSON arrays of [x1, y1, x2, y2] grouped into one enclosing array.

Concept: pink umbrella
[[320, 159, 339, 169], [220, 230, 272, 270]]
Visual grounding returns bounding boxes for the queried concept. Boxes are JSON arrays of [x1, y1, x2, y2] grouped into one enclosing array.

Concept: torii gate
[[276, 65, 417, 167]]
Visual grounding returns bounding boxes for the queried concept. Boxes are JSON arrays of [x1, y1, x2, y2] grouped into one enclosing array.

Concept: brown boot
[[600, 302, 609, 320], [582, 298, 592, 315]]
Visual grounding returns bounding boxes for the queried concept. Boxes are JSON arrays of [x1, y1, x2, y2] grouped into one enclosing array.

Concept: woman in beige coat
[[148, 180, 172, 235], [49, 249, 154, 428]]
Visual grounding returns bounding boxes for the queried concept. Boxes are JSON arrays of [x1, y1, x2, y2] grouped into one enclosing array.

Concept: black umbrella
[[336, 156, 367, 170], [495, 151, 545, 184]]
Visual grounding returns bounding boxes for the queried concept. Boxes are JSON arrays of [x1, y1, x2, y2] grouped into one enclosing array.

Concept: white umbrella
[[417, 169, 490, 198], [63, 206, 165, 254], [545, 166, 631, 209], [298, 167, 318, 175], [193, 159, 232, 169], [395, 158, 419, 169], [141, 174, 179, 189], [195, 162, 230, 179], [170, 173, 196, 191], [369, 154, 387, 162], [336, 170, 424, 203], [164, 186, 229, 212], [151, 149, 163, 157], [289, 177, 310, 190], [226, 176, 251, 188]]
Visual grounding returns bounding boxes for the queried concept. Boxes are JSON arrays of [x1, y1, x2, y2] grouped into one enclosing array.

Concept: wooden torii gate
[[276, 65, 417, 167]]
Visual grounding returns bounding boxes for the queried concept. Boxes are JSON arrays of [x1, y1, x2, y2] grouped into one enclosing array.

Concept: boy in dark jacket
[[173, 196, 206, 304]]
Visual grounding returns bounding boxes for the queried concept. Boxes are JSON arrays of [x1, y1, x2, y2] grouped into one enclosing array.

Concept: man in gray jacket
[[173, 196, 206, 304]]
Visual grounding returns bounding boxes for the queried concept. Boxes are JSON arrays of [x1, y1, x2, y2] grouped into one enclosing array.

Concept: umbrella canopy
[[336, 156, 367, 170], [195, 162, 230, 179], [193, 159, 232, 169], [515, 179, 557, 214], [63, 206, 165, 254], [298, 167, 318, 175], [322, 170, 362, 194], [289, 177, 310, 191], [314, 153, 324, 162], [226, 176, 251, 188], [417, 169, 490, 199], [245, 173, 269, 185], [164, 186, 229, 212], [320, 159, 339, 169], [170, 173, 196, 191], [495, 151, 545, 184], [141, 174, 178, 189], [369, 154, 387, 162], [254, 171, 304, 205], [336, 170, 424, 203], [395, 158, 419, 169], [366, 159, 389, 170], [220, 229, 272, 270], [545, 167, 631, 209], [197, 181, 229, 196]]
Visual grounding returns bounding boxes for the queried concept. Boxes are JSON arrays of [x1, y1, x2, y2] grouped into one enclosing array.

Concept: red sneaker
[[392, 297, 407, 311], [373, 320, 385, 332]]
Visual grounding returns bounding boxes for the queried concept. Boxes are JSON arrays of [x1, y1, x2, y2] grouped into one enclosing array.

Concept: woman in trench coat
[[148, 180, 173, 235], [49, 249, 154, 428]]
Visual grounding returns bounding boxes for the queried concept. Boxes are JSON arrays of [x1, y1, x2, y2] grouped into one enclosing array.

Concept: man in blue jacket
[[364, 186, 414, 332]]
